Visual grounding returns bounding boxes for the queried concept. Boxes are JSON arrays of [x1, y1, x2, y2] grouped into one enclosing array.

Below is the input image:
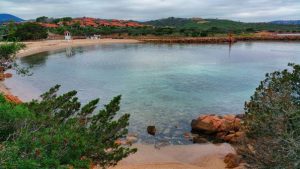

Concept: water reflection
[[20, 52, 49, 67], [65, 47, 84, 57]]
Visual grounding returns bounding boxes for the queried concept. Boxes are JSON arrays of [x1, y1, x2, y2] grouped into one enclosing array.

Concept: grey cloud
[[0, 0, 299, 22]]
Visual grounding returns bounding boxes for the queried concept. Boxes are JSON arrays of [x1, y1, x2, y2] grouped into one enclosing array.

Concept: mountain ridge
[[270, 20, 300, 25], [0, 14, 24, 23]]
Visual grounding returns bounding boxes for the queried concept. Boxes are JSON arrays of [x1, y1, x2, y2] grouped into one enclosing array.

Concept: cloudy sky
[[0, 0, 299, 22]]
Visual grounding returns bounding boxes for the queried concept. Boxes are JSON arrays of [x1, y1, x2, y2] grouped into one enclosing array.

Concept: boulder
[[191, 114, 244, 143], [223, 114, 236, 122], [191, 119, 218, 134], [224, 153, 241, 168], [147, 126, 156, 136], [224, 134, 236, 142], [216, 131, 227, 140]]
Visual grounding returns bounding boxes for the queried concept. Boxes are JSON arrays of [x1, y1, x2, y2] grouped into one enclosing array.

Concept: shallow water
[[6, 42, 300, 144]]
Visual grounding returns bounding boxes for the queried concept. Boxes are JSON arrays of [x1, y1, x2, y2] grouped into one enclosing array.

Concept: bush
[[0, 85, 136, 169], [0, 42, 25, 60], [239, 63, 300, 169], [14, 23, 48, 41], [0, 95, 33, 141], [0, 42, 30, 75]]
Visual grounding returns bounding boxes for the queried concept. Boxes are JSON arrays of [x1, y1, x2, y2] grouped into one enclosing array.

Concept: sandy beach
[[16, 39, 140, 58], [108, 143, 240, 169], [1, 39, 241, 169]]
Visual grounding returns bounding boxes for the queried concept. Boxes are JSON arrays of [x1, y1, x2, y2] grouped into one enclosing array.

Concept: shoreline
[[138, 35, 300, 44], [16, 38, 141, 58]]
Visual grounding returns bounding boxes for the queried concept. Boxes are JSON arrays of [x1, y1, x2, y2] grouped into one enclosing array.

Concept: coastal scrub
[[239, 63, 300, 169], [0, 85, 136, 169]]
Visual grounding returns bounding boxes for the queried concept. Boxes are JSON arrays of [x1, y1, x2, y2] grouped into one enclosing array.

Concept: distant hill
[[143, 17, 194, 27], [270, 20, 300, 25], [0, 14, 24, 23], [142, 17, 300, 32]]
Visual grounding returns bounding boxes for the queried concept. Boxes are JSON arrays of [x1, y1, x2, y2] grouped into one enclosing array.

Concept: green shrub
[[0, 85, 136, 169], [0, 42, 25, 60], [0, 42, 30, 75], [0, 95, 33, 141], [14, 23, 48, 41], [240, 63, 300, 169]]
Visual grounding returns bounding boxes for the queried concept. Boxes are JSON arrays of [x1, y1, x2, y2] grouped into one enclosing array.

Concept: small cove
[[5, 41, 300, 144]]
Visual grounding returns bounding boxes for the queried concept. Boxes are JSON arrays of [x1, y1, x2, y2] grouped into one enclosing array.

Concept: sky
[[0, 0, 299, 22]]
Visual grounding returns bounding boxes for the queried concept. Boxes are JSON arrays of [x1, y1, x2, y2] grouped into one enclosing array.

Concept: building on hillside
[[64, 31, 72, 41], [39, 23, 59, 28], [87, 34, 101, 39]]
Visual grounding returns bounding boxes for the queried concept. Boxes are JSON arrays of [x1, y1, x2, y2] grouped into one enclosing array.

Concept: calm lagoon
[[6, 42, 300, 144]]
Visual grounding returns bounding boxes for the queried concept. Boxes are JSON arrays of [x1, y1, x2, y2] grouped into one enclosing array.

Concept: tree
[[239, 63, 300, 169], [0, 85, 137, 169], [0, 42, 29, 75], [0, 42, 25, 61], [36, 16, 49, 23], [0, 95, 33, 141], [14, 23, 48, 41]]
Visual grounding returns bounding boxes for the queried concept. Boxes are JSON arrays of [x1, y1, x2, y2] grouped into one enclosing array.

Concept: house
[[39, 23, 59, 28], [64, 31, 72, 40]]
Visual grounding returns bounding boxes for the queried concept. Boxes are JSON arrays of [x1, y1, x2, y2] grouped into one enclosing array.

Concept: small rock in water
[[147, 126, 156, 136]]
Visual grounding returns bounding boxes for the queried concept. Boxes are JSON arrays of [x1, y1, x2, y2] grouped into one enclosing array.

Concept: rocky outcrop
[[0, 66, 12, 81], [4, 94, 22, 104], [191, 114, 245, 143]]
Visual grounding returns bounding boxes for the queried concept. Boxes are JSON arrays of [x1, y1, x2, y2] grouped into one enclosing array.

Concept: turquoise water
[[8, 42, 300, 144]]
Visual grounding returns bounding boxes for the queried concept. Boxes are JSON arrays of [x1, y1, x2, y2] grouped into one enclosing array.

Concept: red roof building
[[40, 23, 59, 28], [37, 17, 144, 28]]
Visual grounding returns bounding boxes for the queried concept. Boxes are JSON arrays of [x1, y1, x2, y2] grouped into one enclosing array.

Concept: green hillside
[[143, 17, 300, 33]]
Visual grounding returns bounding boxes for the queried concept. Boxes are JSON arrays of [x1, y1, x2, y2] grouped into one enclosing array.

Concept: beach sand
[[16, 39, 140, 58], [1, 39, 241, 169], [108, 143, 237, 169]]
